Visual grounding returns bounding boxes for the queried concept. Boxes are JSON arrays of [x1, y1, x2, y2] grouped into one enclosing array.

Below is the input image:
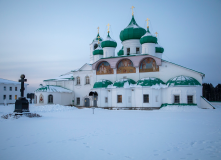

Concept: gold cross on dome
[[97, 27, 99, 33], [107, 23, 110, 32], [155, 32, 158, 37], [131, 6, 135, 15], [97, 36, 100, 44], [146, 18, 150, 27]]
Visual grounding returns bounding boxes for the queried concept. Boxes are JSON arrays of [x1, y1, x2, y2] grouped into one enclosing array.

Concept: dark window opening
[[136, 47, 140, 54], [174, 95, 180, 103], [48, 95, 53, 104], [77, 97, 80, 105], [117, 95, 122, 103], [143, 94, 149, 103], [187, 95, 193, 104], [3, 95, 6, 100], [15, 87, 17, 91], [9, 95, 12, 100], [94, 44, 98, 50], [10, 87, 12, 91], [127, 48, 130, 55]]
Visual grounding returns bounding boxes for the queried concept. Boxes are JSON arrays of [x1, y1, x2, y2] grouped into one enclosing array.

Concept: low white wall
[[141, 43, 155, 56], [103, 47, 115, 58], [122, 40, 142, 55]]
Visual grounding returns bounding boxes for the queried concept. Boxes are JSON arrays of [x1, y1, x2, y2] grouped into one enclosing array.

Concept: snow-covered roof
[[166, 75, 201, 86], [35, 85, 72, 93], [93, 79, 113, 88], [0, 78, 28, 85], [43, 74, 74, 82]]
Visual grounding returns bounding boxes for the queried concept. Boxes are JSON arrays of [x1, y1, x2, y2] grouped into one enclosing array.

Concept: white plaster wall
[[141, 43, 155, 56], [0, 83, 27, 104], [122, 40, 142, 55], [90, 42, 97, 64], [111, 88, 132, 107], [93, 54, 103, 62], [103, 47, 115, 58], [155, 53, 163, 59]]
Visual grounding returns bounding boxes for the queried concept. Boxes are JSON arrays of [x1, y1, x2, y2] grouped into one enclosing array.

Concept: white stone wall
[[122, 40, 142, 55], [93, 54, 103, 63], [103, 47, 115, 58], [0, 83, 27, 104], [141, 43, 155, 56]]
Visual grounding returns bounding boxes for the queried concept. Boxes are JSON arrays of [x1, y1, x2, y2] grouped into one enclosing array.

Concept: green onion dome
[[92, 33, 103, 43], [93, 44, 103, 55], [137, 77, 165, 86], [113, 78, 136, 88], [166, 75, 201, 86], [93, 79, 113, 88], [101, 32, 117, 48], [120, 15, 146, 42], [117, 46, 124, 56], [155, 43, 164, 53], [140, 27, 157, 44]]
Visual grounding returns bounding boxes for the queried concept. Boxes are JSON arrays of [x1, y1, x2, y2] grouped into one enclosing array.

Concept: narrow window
[[85, 76, 90, 84], [10, 87, 12, 91], [143, 94, 149, 103], [105, 97, 108, 103], [15, 87, 17, 91], [187, 95, 193, 104], [77, 77, 80, 85], [3, 95, 6, 100], [174, 95, 180, 103], [117, 95, 122, 103], [15, 95, 17, 100], [128, 96, 131, 103], [94, 44, 98, 50], [136, 47, 140, 54], [48, 95, 53, 104], [127, 48, 130, 55], [9, 95, 12, 100], [77, 97, 80, 105], [4, 86, 6, 91]]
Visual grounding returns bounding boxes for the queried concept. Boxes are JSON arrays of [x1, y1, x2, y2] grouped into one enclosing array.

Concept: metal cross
[[131, 6, 135, 15], [155, 32, 158, 37], [146, 18, 150, 27], [97, 27, 99, 33], [107, 23, 110, 32], [97, 36, 100, 44], [18, 74, 27, 97]]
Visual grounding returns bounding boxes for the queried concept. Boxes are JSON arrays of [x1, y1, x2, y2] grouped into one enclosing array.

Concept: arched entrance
[[89, 91, 98, 107], [84, 98, 90, 107]]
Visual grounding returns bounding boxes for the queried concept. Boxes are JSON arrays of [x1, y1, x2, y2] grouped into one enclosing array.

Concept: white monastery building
[[0, 78, 28, 105], [35, 10, 214, 109]]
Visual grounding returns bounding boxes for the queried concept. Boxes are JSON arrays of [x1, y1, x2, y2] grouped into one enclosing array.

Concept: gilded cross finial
[[97, 36, 100, 44], [97, 27, 99, 33], [146, 18, 150, 27], [155, 32, 158, 37], [131, 6, 135, 15], [107, 23, 110, 33]]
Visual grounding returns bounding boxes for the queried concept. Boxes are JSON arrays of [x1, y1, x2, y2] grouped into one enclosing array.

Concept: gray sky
[[0, 0, 221, 93]]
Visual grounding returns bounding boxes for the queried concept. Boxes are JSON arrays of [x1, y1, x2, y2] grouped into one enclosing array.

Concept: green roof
[[117, 46, 124, 56], [155, 43, 164, 53], [93, 44, 103, 55], [35, 85, 72, 93], [101, 32, 117, 48], [137, 77, 165, 86], [166, 75, 201, 86], [120, 15, 146, 42], [92, 33, 103, 43], [140, 27, 157, 44], [113, 78, 136, 88], [93, 80, 113, 88]]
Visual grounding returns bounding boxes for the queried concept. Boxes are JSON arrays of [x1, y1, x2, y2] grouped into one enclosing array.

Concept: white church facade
[[35, 11, 214, 109]]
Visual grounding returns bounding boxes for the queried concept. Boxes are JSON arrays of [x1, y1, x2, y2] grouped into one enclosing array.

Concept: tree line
[[203, 83, 221, 101]]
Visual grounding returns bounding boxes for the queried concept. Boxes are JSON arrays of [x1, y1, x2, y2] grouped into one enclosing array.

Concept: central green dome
[[120, 15, 146, 42], [101, 32, 117, 48]]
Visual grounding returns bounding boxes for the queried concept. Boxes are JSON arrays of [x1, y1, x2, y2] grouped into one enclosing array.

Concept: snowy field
[[0, 104, 221, 160]]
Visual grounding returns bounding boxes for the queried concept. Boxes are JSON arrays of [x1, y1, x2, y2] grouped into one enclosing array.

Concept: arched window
[[139, 57, 159, 72], [117, 59, 136, 74], [48, 95, 53, 104], [94, 44, 98, 50], [4, 86, 6, 91], [85, 76, 90, 84], [77, 77, 80, 85]]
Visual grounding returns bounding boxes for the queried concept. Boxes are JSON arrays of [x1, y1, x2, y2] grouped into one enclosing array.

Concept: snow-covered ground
[[0, 104, 221, 160]]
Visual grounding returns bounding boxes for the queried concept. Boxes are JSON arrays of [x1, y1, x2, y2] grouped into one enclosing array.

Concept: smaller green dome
[[140, 27, 157, 44], [117, 46, 124, 56], [101, 32, 117, 48], [93, 79, 113, 88], [155, 43, 164, 53], [137, 77, 165, 86], [92, 33, 103, 43], [166, 75, 201, 86], [93, 44, 103, 55], [113, 78, 136, 88]]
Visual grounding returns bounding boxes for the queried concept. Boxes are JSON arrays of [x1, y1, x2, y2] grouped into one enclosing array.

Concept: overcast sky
[[0, 0, 221, 93]]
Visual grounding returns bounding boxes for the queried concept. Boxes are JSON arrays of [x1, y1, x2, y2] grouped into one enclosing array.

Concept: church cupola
[[155, 37, 164, 59], [140, 19, 157, 56], [90, 27, 103, 64], [117, 46, 124, 56], [101, 24, 117, 58], [93, 38, 103, 62], [120, 7, 146, 55]]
